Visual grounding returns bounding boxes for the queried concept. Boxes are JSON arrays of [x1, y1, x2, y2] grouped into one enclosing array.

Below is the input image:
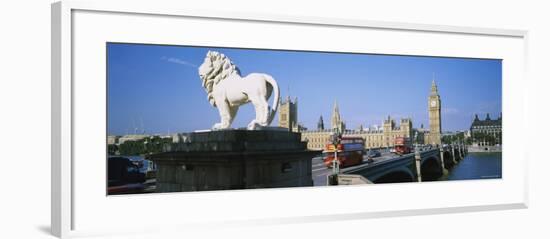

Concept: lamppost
[[414, 131, 419, 152], [326, 129, 343, 186], [331, 128, 342, 175]]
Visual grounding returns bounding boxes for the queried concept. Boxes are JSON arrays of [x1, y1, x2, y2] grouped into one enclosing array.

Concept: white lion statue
[[198, 51, 280, 130]]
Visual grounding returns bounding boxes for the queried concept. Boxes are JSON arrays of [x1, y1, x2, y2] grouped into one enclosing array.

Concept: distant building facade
[[414, 124, 427, 145], [107, 135, 120, 145], [117, 134, 149, 144], [470, 113, 502, 146]]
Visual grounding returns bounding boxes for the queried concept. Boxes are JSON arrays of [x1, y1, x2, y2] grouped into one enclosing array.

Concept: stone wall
[[149, 130, 319, 192], [467, 145, 502, 153]]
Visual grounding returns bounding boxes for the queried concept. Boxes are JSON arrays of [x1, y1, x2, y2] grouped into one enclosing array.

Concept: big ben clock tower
[[428, 80, 442, 145]]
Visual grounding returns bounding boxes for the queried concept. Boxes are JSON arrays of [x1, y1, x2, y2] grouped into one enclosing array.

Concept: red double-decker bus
[[323, 137, 365, 168]]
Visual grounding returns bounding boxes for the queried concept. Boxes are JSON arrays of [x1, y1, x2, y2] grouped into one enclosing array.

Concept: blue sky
[[107, 43, 502, 135]]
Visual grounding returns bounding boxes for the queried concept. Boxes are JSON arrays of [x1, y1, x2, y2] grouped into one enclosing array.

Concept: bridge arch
[[421, 156, 442, 181], [373, 169, 415, 184]]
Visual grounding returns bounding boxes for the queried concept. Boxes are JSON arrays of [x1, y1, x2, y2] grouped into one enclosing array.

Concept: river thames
[[440, 152, 502, 181]]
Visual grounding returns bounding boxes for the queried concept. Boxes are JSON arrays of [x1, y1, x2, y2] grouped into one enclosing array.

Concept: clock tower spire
[[431, 78, 438, 94], [427, 79, 442, 145]]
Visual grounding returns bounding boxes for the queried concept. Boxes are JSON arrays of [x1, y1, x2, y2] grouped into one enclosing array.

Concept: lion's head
[[198, 51, 241, 106]]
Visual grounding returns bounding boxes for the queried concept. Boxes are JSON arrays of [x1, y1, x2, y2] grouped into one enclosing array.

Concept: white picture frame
[[51, 1, 528, 238]]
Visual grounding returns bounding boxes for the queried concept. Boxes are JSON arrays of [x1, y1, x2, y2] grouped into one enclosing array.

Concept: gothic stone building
[[278, 81, 442, 150], [289, 101, 413, 150]]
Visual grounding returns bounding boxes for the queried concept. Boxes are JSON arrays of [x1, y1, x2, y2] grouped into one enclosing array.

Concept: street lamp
[[331, 128, 342, 175], [414, 131, 419, 152]]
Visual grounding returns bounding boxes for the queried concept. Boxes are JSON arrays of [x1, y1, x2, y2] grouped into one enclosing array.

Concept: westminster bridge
[[149, 130, 470, 192], [325, 144, 468, 185]]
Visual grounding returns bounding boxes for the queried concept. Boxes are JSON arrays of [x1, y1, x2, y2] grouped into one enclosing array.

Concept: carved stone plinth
[[149, 130, 318, 192]]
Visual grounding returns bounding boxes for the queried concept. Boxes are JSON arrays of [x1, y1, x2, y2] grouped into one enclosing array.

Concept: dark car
[[366, 150, 381, 158], [108, 156, 146, 187], [365, 150, 381, 163], [125, 156, 157, 179]]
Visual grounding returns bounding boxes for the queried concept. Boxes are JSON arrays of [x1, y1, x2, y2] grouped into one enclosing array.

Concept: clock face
[[431, 100, 437, 107]]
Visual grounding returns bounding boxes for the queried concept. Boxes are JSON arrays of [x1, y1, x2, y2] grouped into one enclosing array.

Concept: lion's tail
[[264, 74, 280, 125]]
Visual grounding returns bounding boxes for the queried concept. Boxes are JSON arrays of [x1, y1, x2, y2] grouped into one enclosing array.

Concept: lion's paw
[[212, 123, 223, 130], [247, 121, 260, 130]]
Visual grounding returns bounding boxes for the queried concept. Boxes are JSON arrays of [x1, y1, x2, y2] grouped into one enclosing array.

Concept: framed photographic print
[[52, 1, 528, 238]]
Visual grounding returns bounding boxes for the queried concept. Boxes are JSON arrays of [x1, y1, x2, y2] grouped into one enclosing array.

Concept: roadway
[[311, 150, 422, 186]]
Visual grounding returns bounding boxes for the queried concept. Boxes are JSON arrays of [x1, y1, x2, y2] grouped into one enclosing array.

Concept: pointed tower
[[427, 79, 442, 145], [431, 77, 438, 92], [317, 115, 325, 130], [331, 101, 345, 132]]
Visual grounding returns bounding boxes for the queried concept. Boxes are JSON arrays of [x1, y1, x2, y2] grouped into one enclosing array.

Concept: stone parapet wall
[[164, 130, 306, 152], [150, 130, 319, 193]]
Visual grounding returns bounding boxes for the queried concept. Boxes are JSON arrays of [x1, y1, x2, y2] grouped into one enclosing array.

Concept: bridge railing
[[330, 148, 441, 185], [332, 174, 373, 185]]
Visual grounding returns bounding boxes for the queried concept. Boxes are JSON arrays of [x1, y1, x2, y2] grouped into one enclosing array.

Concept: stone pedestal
[[149, 130, 318, 192]]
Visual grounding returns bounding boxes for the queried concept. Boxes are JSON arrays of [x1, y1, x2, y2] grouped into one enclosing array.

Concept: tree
[[117, 136, 173, 156], [465, 137, 473, 145], [118, 140, 146, 156], [108, 144, 119, 155], [472, 131, 497, 146], [441, 132, 466, 145]]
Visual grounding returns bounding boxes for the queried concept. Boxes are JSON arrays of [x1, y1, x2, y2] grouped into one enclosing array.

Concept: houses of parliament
[[279, 80, 442, 150]]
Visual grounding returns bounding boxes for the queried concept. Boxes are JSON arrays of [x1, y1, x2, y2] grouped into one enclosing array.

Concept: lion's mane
[[199, 51, 241, 106]]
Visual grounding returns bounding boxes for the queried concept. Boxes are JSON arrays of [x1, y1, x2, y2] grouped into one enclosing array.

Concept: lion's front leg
[[247, 96, 269, 130], [212, 100, 232, 130]]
